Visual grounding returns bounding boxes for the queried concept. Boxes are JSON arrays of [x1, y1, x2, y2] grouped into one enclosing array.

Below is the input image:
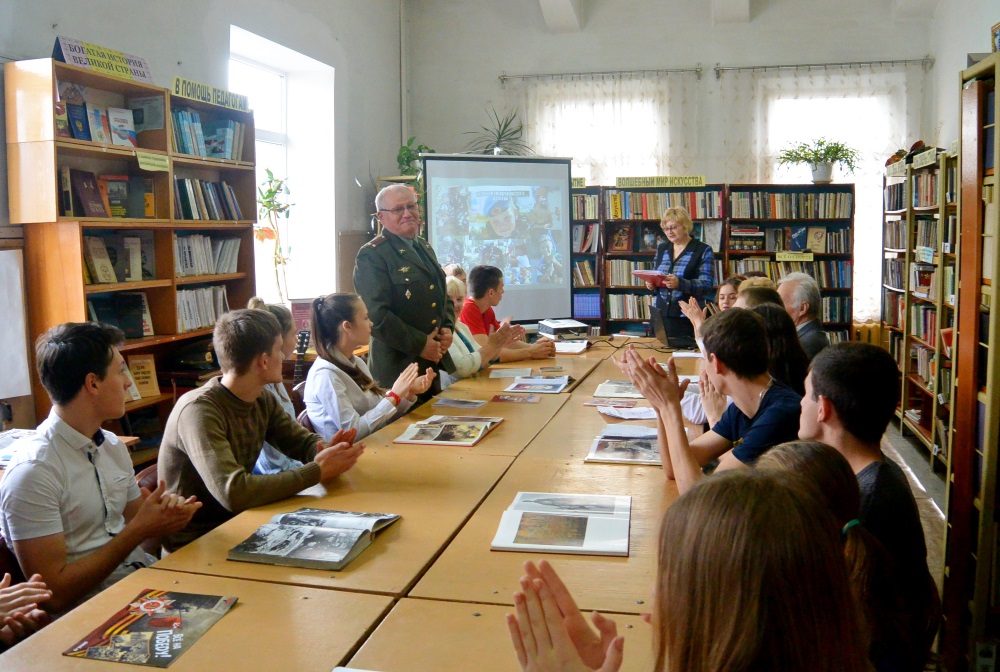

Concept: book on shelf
[[491, 491, 631, 557], [106, 107, 138, 147], [96, 175, 129, 217], [227, 508, 401, 571], [121, 292, 155, 336], [593, 380, 643, 399], [393, 415, 504, 447], [87, 293, 147, 338], [176, 286, 230, 332], [639, 224, 663, 252], [86, 104, 110, 144], [83, 236, 118, 283], [806, 226, 827, 252], [787, 225, 808, 251], [609, 224, 633, 251], [699, 220, 723, 253], [121, 364, 143, 402], [125, 354, 160, 399], [54, 100, 71, 138], [504, 375, 570, 394], [127, 95, 165, 133], [62, 589, 237, 667], [71, 169, 110, 218], [65, 102, 91, 141]]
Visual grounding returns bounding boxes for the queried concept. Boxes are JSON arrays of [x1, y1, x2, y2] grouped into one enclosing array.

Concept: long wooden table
[[0, 569, 392, 671], [153, 448, 514, 595], [447, 354, 603, 395], [347, 598, 656, 672], [410, 456, 678, 614]]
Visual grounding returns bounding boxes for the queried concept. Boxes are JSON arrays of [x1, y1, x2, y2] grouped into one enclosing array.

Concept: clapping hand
[[699, 370, 728, 426], [408, 367, 436, 398], [622, 346, 687, 410], [677, 297, 708, 336], [488, 321, 521, 349], [0, 573, 50, 646]]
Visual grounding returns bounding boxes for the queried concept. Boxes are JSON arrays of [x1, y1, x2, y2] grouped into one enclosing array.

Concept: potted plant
[[396, 137, 434, 175], [464, 107, 532, 156], [256, 168, 293, 303], [776, 138, 860, 184]]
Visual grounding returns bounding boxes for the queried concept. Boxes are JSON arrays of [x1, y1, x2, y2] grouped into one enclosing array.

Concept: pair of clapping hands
[[390, 363, 437, 402], [0, 572, 51, 647], [313, 427, 366, 482], [507, 560, 637, 672], [614, 345, 725, 419]]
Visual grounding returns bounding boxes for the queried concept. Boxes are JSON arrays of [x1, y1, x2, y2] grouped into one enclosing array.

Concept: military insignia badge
[[398, 266, 410, 272], [405, 290, 412, 300]]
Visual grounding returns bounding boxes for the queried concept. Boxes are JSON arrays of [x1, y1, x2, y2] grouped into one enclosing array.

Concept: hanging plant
[[255, 168, 293, 303]]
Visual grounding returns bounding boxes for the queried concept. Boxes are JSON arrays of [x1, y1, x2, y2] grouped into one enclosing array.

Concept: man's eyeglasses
[[379, 203, 421, 216]]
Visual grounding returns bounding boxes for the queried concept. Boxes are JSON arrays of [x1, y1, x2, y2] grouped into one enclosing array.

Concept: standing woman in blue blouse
[[645, 206, 715, 348]]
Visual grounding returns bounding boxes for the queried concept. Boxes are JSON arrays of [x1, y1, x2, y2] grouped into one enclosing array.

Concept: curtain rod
[[499, 66, 703, 85], [714, 57, 933, 79]]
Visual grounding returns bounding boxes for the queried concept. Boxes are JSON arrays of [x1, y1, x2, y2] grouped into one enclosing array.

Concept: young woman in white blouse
[[304, 293, 435, 441]]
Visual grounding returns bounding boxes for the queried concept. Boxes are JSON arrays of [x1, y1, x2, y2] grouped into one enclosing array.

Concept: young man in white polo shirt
[[0, 322, 201, 614]]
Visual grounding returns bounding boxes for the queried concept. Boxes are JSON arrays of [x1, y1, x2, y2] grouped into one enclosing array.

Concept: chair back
[[296, 409, 316, 433]]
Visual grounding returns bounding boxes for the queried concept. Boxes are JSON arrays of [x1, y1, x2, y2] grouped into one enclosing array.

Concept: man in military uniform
[[353, 184, 454, 400]]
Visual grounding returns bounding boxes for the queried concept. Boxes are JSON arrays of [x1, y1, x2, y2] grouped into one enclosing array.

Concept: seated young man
[[458, 265, 556, 362], [0, 323, 201, 614], [621, 308, 801, 493], [158, 309, 364, 551], [798, 342, 936, 653]]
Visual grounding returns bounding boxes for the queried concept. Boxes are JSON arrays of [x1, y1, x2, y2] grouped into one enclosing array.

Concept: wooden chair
[[296, 409, 315, 433]]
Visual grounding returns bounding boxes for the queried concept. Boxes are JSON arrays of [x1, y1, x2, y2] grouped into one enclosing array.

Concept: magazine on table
[[491, 492, 631, 557], [586, 436, 661, 465], [491, 393, 541, 403], [599, 424, 657, 440], [393, 415, 504, 447], [593, 380, 644, 399], [504, 375, 570, 394], [227, 508, 400, 571], [432, 397, 488, 409], [488, 368, 532, 378], [63, 589, 237, 667]]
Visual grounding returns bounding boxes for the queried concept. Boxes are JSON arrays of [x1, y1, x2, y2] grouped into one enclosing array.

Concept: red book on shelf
[[631, 269, 668, 287]]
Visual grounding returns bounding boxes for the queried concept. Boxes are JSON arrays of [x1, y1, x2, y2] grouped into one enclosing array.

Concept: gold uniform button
[[429, 284, 435, 290], [431, 302, 437, 308], [431, 319, 437, 325]]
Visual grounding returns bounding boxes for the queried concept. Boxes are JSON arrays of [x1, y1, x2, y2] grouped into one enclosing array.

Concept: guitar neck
[[293, 330, 310, 385]]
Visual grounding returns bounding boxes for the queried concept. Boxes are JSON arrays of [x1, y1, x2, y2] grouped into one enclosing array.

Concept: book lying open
[[393, 415, 504, 447], [586, 429, 661, 465], [492, 492, 631, 557], [631, 269, 668, 287], [593, 380, 644, 398], [227, 508, 400, 571], [63, 589, 237, 667], [504, 375, 570, 394]]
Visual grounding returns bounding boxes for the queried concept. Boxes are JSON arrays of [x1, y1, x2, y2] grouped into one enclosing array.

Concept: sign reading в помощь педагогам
[[172, 78, 250, 113], [53, 37, 154, 84], [615, 176, 707, 188]]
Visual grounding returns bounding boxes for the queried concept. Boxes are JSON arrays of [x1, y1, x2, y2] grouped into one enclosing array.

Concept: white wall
[[930, 0, 998, 145], [0, 0, 403, 240], [406, 0, 954, 179]]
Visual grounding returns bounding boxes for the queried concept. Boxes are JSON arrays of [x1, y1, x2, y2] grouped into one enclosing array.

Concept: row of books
[[82, 232, 155, 284], [911, 172, 940, 208], [723, 260, 854, 288], [756, 224, 850, 254], [883, 259, 906, 290], [171, 107, 247, 160], [910, 303, 939, 347], [605, 259, 652, 287], [884, 219, 906, 249], [888, 331, 906, 371], [605, 293, 651, 320], [174, 235, 241, 277], [572, 292, 601, 319], [882, 291, 904, 329], [820, 296, 852, 323], [910, 343, 936, 392], [729, 191, 853, 219], [177, 285, 230, 332], [62, 168, 154, 219], [173, 177, 244, 221], [910, 263, 935, 296], [571, 260, 596, 287], [571, 193, 600, 220], [884, 181, 905, 211], [87, 291, 154, 339], [571, 223, 600, 253], [605, 189, 724, 221], [826, 329, 851, 345]]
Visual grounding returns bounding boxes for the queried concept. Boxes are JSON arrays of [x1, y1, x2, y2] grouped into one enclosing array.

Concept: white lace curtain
[[504, 71, 700, 186], [508, 62, 929, 321]]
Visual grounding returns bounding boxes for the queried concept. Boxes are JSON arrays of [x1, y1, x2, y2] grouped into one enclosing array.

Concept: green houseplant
[[776, 138, 860, 183], [464, 107, 532, 156], [255, 168, 293, 303], [397, 137, 434, 175]]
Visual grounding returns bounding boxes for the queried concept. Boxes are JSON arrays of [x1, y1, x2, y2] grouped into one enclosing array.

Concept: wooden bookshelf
[[4, 58, 256, 453], [942, 52, 1000, 671], [569, 186, 602, 326], [726, 183, 855, 344]]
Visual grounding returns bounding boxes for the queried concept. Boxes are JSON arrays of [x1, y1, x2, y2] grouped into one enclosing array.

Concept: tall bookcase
[[942, 52, 999, 671], [599, 185, 725, 335], [880, 153, 959, 472], [569, 186, 602, 327], [726, 183, 855, 342], [4, 58, 257, 464]]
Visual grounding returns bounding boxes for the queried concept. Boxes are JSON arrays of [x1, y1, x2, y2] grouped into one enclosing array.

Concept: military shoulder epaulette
[[365, 235, 387, 248]]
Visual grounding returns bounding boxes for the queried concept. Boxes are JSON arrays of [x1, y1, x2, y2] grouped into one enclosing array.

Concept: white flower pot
[[810, 162, 834, 184]]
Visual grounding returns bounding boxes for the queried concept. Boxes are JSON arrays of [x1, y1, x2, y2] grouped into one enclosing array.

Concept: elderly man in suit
[[776, 271, 830, 360], [353, 184, 455, 400]]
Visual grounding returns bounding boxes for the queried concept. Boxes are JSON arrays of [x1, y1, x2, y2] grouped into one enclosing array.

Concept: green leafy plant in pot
[[397, 137, 434, 176], [256, 168, 293, 303], [464, 107, 532, 156], [776, 138, 860, 184]]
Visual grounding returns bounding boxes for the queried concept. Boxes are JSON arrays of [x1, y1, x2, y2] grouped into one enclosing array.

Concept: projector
[[537, 319, 589, 339]]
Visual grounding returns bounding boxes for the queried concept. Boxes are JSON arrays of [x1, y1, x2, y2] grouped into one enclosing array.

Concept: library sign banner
[[172, 78, 249, 113], [52, 37, 154, 84], [615, 176, 706, 188]]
